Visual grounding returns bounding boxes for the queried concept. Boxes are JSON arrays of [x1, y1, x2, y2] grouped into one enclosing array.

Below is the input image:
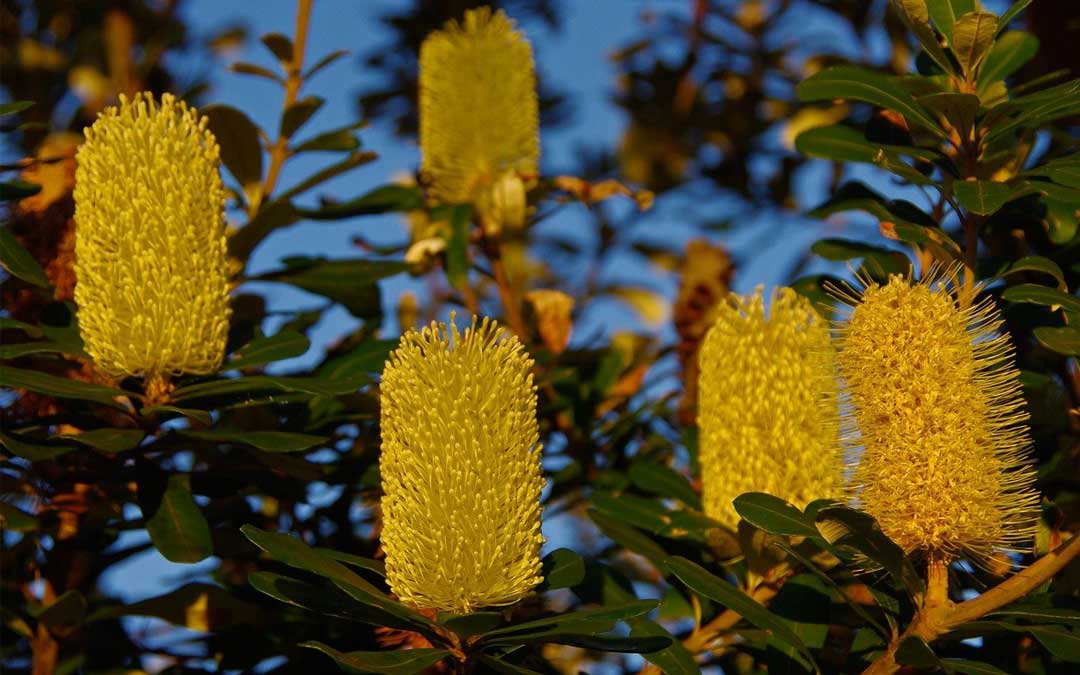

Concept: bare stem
[[253, 0, 313, 214], [489, 244, 528, 340]]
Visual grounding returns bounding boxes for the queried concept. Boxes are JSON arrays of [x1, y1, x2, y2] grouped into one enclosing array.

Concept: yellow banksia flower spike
[[698, 287, 842, 528], [74, 92, 231, 395], [380, 315, 545, 613], [834, 271, 1039, 563], [419, 8, 540, 235]]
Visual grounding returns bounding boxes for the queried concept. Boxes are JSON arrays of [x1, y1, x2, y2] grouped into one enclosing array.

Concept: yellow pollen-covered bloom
[[379, 316, 545, 613], [74, 92, 230, 382], [419, 8, 539, 234], [835, 273, 1039, 562], [698, 287, 842, 528]]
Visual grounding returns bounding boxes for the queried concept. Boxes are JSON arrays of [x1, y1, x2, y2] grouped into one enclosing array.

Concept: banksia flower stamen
[[419, 8, 539, 235], [698, 287, 842, 528], [380, 316, 545, 614], [835, 273, 1039, 563], [74, 92, 230, 390]]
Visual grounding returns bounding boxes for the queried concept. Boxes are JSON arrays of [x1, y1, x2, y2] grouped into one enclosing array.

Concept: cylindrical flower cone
[[698, 287, 842, 528], [379, 316, 545, 614], [835, 272, 1039, 563], [419, 8, 539, 234], [74, 92, 231, 395]]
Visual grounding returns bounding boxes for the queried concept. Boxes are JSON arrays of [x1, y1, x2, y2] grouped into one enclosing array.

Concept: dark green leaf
[[228, 330, 310, 369], [1022, 155, 1080, 189], [0, 341, 66, 359], [229, 62, 284, 83], [260, 33, 293, 63], [630, 618, 701, 675], [298, 184, 424, 219], [0, 101, 34, 116], [628, 460, 702, 509], [34, 590, 86, 634], [941, 658, 1011, 675], [280, 96, 324, 138], [951, 11, 997, 78], [891, 0, 956, 75], [91, 583, 261, 630], [0, 431, 76, 461], [443, 204, 471, 289], [815, 505, 924, 595], [666, 556, 816, 667], [304, 49, 350, 80], [320, 339, 398, 380], [1002, 284, 1080, 314], [292, 124, 362, 154], [996, 0, 1032, 34], [228, 199, 299, 261], [203, 104, 263, 190], [954, 179, 1032, 215], [925, 0, 974, 38], [331, 578, 443, 638], [588, 508, 670, 569], [0, 317, 43, 337], [796, 66, 943, 134], [1034, 327, 1080, 356], [315, 549, 386, 577], [0, 502, 39, 531], [172, 374, 366, 401], [247, 571, 415, 629], [255, 258, 406, 318], [181, 429, 326, 452], [538, 548, 586, 591], [145, 474, 213, 564], [475, 655, 544, 675], [796, 125, 936, 184], [732, 492, 819, 538], [896, 635, 940, 667], [480, 600, 658, 643], [811, 239, 910, 276], [918, 93, 979, 140], [57, 428, 145, 453], [978, 32, 1038, 88], [301, 642, 449, 675], [0, 180, 42, 201], [1, 227, 50, 288], [0, 365, 130, 408], [442, 612, 503, 638], [536, 633, 671, 653], [279, 151, 378, 202], [142, 405, 214, 426], [1000, 256, 1067, 290]]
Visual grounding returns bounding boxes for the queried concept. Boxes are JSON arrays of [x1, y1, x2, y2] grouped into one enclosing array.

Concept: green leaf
[[1002, 284, 1080, 314], [142, 405, 214, 426], [630, 618, 701, 675], [280, 96, 324, 138], [896, 635, 940, 667], [732, 492, 819, 538], [260, 32, 293, 63], [203, 104, 263, 192], [0, 180, 42, 201], [0, 341, 67, 359], [796, 66, 943, 135], [891, 0, 956, 75], [229, 62, 284, 84], [952, 11, 998, 79], [320, 339, 398, 380], [181, 429, 326, 453], [989, 599, 1080, 625], [815, 505, 924, 595], [996, 0, 1032, 34], [918, 92, 979, 140], [0, 101, 34, 116], [0, 502, 39, 531], [628, 460, 702, 509], [443, 204, 472, 289], [538, 548, 586, 591], [941, 658, 1011, 675], [666, 556, 816, 667], [315, 549, 387, 577], [441, 612, 503, 638], [299, 184, 424, 219], [0, 317, 43, 337], [534, 633, 671, 653], [304, 49, 349, 80], [954, 179, 1031, 215], [811, 239, 910, 276], [34, 590, 86, 634], [145, 474, 213, 564], [475, 655, 544, 675], [956, 620, 1080, 661], [56, 428, 145, 453], [279, 151, 378, 202], [1034, 327, 1080, 356], [0, 365, 130, 409], [171, 375, 366, 402], [255, 257, 406, 319], [925, 0, 975, 38], [247, 571, 415, 629], [0, 431, 76, 461], [228, 199, 299, 262], [1000, 256, 1067, 291], [292, 124, 362, 153], [90, 582, 261, 630], [978, 31, 1039, 88], [795, 125, 936, 184], [301, 642, 449, 675], [1022, 155, 1080, 189], [1, 227, 50, 288], [228, 330, 310, 369], [480, 600, 659, 643]]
